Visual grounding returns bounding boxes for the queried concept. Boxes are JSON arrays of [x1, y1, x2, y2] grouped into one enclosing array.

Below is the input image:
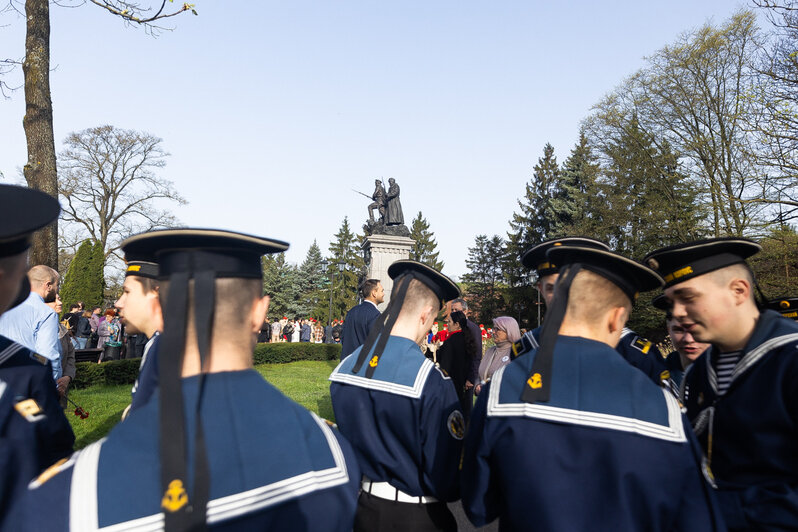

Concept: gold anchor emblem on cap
[[368, 355, 379, 368], [527, 372, 542, 389], [161, 479, 189, 513]]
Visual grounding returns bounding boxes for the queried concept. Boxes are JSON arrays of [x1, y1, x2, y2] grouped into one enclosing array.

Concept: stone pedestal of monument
[[362, 234, 415, 311]]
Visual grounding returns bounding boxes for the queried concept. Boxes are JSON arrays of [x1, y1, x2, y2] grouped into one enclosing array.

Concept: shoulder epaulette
[[29, 352, 49, 365], [629, 336, 652, 354], [510, 334, 537, 360]]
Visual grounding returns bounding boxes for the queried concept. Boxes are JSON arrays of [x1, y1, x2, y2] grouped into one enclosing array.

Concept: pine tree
[[262, 253, 300, 319], [505, 143, 559, 326], [60, 239, 104, 310], [327, 217, 365, 321], [463, 234, 507, 324], [297, 240, 327, 319], [409, 212, 444, 270], [549, 132, 601, 238]]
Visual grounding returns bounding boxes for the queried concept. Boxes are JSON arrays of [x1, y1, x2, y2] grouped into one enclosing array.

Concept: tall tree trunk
[[23, 0, 58, 270]]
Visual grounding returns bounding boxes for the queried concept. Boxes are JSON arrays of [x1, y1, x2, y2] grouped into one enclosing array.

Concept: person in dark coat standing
[[340, 279, 384, 360]]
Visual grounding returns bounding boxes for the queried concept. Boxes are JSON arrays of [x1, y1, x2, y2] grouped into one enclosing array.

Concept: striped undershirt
[[715, 351, 743, 395]]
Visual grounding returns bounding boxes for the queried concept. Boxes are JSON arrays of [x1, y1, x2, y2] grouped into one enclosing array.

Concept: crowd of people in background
[[260, 316, 345, 344]]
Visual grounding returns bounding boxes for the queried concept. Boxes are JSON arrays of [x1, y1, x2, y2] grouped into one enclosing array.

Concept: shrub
[[253, 343, 341, 364], [73, 358, 141, 389], [73, 344, 342, 388], [60, 239, 105, 311]]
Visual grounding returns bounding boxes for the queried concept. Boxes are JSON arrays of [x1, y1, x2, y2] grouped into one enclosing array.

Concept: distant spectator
[[61, 303, 81, 336], [476, 316, 521, 396], [257, 319, 271, 343], [74, 309, 92, 349], [46, 294, 76, 408], [270, 319, 282, 343], [332, 319, 343, 344], [88, 306, 102, 347], [323, 321, 334, 344], [340, 279, 384, 359], [450, 298, 482, 393], [0, 265, 62, 381], [291, 319, 301, 343], [97, 308, 120, 348], [282, 319, 295, 343], [437, 310, 479, 421], [300, 319, 312, 342]]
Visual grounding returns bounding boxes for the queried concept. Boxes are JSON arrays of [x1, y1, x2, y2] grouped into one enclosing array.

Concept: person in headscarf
[[475, 316, 521, 396]]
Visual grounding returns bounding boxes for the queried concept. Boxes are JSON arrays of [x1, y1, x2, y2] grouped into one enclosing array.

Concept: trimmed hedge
[[253, 343, 341, 364], [73, 343, 342, 388], [73, 358, 141, 389]]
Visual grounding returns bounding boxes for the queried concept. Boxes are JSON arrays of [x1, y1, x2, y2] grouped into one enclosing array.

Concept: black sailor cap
[[651, 293, 669, 311], [351, 260, 460, 380], [546, 246, 663, 303], [521, 237, 609, 277], [387, 259, 460, 310], [120, 228, 289, 279], [520, 246, 662, 406], [643, 238, 761, 289], [766, 297, 798, 320], [0, 184, 60, 258]]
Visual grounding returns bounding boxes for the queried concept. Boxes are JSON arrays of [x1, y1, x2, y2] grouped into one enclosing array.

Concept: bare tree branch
[[58, 125, 186, 266]]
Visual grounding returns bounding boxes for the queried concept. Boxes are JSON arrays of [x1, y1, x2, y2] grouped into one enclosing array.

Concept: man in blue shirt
[[0, 264, 62, 381]]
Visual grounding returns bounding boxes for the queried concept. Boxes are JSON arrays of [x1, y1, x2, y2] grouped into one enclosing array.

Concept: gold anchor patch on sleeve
[[162, 479, 189, 513]]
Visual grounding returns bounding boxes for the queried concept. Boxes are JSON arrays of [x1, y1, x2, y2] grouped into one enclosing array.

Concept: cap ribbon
[[521, 263, 582, 404]]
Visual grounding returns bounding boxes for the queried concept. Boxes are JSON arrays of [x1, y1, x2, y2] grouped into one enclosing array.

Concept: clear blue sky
[[0, 1, 750, 278]]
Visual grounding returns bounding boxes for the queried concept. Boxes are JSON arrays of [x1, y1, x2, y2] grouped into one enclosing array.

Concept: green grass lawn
[[67, 360, 339, 449]]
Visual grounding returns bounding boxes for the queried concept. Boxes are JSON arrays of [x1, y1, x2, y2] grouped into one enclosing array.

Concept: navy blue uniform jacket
[[519, 326, 669, 387], [0, 335, 74, 466], [329, 336, 464, 501], [19, 370, 361, 531], [340, 301, 380, 359], [682, 310, 798, 531], [462, 335, 724, 531], [0, 377, 44, 531]]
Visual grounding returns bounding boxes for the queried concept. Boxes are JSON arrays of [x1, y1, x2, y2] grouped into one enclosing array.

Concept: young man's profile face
[[667, 318, 710, 361], [664, 274, 734, 346], [538, 273, 558, 307], [115, 277, 158, 335]]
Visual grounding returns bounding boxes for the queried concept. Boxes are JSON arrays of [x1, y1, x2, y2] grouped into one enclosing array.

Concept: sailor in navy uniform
[[17, 229, 360, 531], [461, 245, 724, 531], [0, 185, 74, 530], [114, 254, 163, 417], [330, 260, 464, 532], [646, 238, 798, 531], [514, 237, 670, 387]]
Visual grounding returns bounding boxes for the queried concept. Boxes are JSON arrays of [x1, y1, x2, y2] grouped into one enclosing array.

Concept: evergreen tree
[[262, 253, 300, 319], [60, 239, 104, 310], [505, 143, 559, 327], [297, 240, 327, 320], [463, 234, 507, 324], [549, 132, 601, 238], [508, 143, 559, 253], [409, 212, 444, 270], [749, 226, 798, 298], [326, 217, 365, 322]]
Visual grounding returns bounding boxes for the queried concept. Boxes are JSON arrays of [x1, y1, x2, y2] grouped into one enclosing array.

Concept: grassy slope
[[67, 360, 339, 449]]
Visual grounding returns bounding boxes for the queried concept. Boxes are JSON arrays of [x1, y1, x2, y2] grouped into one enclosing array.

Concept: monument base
[[362, 234, 415, 311]]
